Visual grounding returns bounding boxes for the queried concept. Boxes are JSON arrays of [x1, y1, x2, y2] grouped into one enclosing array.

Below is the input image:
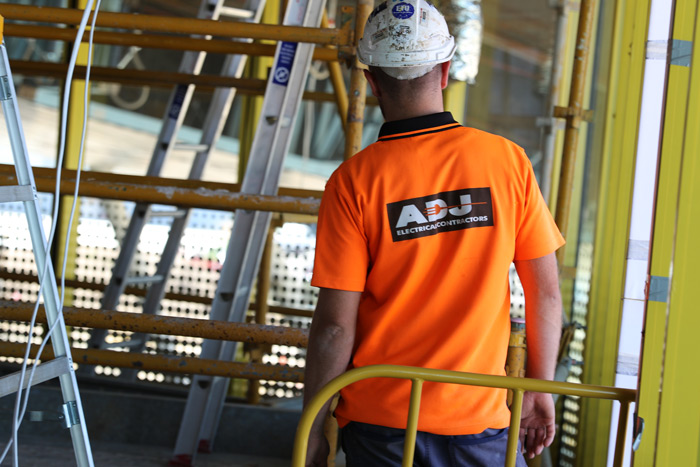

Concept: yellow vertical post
[[553, 0, 601, 322], [506, 389, 524, 467], [546, 3, 578, 212], [321, 12, 348, 133], [553, 0, 596, 263], [577, 0, 651, 464], [56, 0, 93, 308], [246, 222, 275, 404], [651, 1, 700, 463], [505, 318, 526, 407], [238, 1, 279, 181], [402, 379, 423, 467], [443, 80, 467, 125], [343, 0, 373, 160], [634, 0, 696, 464]]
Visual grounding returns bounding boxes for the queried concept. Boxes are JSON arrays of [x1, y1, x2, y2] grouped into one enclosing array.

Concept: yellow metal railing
[[293, 365, 636, 467]]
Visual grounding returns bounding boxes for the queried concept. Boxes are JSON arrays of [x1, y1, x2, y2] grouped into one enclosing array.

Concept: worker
[[303, 0, 565, 465]]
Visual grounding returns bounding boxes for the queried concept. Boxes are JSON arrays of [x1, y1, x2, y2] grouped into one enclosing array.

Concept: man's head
[[357, 0, 455, 81]]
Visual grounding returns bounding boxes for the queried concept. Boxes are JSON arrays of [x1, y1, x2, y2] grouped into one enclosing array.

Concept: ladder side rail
[[88, 0, 226, 349], [199, 31, 323, 448], [0, 42, 94, 467], [119, 55, 250, 360], [170, 209, 272, 459], [143, 0, 228, 178], [172, 0, 326, 460], [122, 2, 268, 371], [198, 42, 322, 437]]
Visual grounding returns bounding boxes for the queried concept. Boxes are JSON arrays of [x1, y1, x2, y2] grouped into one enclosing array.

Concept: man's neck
[[381, 99, 445, 122]]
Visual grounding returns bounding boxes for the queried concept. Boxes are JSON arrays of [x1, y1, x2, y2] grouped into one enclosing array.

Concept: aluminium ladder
[[170, 0, 327, 464], [86, 0, 267, 359], [0, 31, 94, 467]]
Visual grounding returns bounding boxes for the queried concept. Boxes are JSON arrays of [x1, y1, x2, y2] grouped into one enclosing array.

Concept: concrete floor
[[1, 437, 289, 466]]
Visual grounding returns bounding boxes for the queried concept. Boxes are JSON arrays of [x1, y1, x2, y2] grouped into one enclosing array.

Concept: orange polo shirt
[[311, 112, 564, 435]]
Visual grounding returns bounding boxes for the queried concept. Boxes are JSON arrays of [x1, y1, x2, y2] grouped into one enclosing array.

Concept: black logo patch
[[386, 187, 494, 242]]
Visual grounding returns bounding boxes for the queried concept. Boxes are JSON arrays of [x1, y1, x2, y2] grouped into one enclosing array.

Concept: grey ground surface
[[1, 436, 291, 466]]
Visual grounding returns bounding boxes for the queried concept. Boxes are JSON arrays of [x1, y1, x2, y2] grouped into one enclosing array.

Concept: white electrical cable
[[0, 2, 99, 465], [17, 0, 103, 430]]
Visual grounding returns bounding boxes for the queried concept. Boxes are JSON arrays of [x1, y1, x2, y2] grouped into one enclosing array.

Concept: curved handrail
[[292, 365, 636, 467]]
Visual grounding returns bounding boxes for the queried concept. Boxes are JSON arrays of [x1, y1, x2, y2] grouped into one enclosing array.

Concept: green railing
[[293, 365, 636, 467]]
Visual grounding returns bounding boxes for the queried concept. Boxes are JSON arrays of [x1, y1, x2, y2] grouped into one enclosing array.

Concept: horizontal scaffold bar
[[0, 341, 305, 382], [0, 300, 309, 347], [0, 271, 314, 318], [0, 4, 352, 46], [6, 60, 378, 107], [0, 165, 322, 215], [3, 24, 341, 62]]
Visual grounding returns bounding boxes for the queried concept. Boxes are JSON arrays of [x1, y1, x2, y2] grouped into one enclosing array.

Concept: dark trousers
[[341, 422, 528, 467]]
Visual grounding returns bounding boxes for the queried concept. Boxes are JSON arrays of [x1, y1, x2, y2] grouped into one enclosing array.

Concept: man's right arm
[[514, 252, 562, 459], [303, 287, 361, 466]]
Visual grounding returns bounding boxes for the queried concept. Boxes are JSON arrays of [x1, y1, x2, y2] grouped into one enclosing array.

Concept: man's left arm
[[514, 252, 562, 459], [303, 288, 361, 466]]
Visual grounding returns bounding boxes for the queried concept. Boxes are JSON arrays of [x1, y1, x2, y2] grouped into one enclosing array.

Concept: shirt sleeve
[[513, 153, 566, 261], [311, 174, 370, 292]]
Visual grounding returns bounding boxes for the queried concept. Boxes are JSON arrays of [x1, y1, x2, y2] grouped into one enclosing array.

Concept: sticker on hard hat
[[392, 3, 414, 19]]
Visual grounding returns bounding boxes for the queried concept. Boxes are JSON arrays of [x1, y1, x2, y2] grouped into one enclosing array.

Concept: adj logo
[[386, 187, 494, 242]]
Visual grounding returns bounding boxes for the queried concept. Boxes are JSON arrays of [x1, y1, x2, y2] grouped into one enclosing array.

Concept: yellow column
[[238, 1, 279, 181], [56, 0, 93, 308], [646, 0, 700, 463], [634, 0, 695, 464], [577, 0, 651, 464], [343, 0, 373, 160], [443, 80, 467, 125]]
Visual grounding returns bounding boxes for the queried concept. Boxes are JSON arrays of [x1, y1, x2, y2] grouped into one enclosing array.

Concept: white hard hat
[[357, 0, 456, 77]]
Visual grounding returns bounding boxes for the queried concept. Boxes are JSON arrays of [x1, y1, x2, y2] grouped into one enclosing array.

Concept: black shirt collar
[[378, 112, 458, 138]]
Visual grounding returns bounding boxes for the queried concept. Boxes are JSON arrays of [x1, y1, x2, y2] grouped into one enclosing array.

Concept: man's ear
[[440, 61, 451, 89], [364, 69, 382, 98]]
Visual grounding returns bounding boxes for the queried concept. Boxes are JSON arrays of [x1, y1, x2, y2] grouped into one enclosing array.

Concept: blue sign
[[168, 84, 188, 119], [392, 3, 414, 19], [273, 41, 298, 86]]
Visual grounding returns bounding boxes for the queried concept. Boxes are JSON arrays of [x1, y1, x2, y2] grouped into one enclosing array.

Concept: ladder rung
[[148, 209, 187, 219], [0, 357, 72, 398], [219, 6, 255, 19], [172, 142, 211, 152], [124, 275, 165, 286], [0, 185, 34, 203]]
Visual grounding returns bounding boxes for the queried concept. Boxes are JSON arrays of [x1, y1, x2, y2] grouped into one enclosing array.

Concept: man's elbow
[[309, 320, 355, 350]]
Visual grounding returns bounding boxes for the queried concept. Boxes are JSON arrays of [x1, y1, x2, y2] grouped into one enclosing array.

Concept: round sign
[[392, 2, 414, 19]]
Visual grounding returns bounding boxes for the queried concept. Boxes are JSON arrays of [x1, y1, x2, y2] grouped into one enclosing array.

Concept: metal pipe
[[0, 301, 309, 348], [402, 379, 424, 467], [3, 23, 340, 62], [343, 0, 373, 160], [0, 342, 304, 382], [292, 365, 636, 466], [506, 389, 524, 467], [540, 0, 571, 203], [505, 318, 527, 406], [0, 4, 349, 46], [9, 60, 367, 105], [0, 165, 321, 215], [247, 224, 276, 404], [0, 270, 315, 317], [321, 12, 349, 132], [553, 0, 597, 263], [613, 401, 630, 467]]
